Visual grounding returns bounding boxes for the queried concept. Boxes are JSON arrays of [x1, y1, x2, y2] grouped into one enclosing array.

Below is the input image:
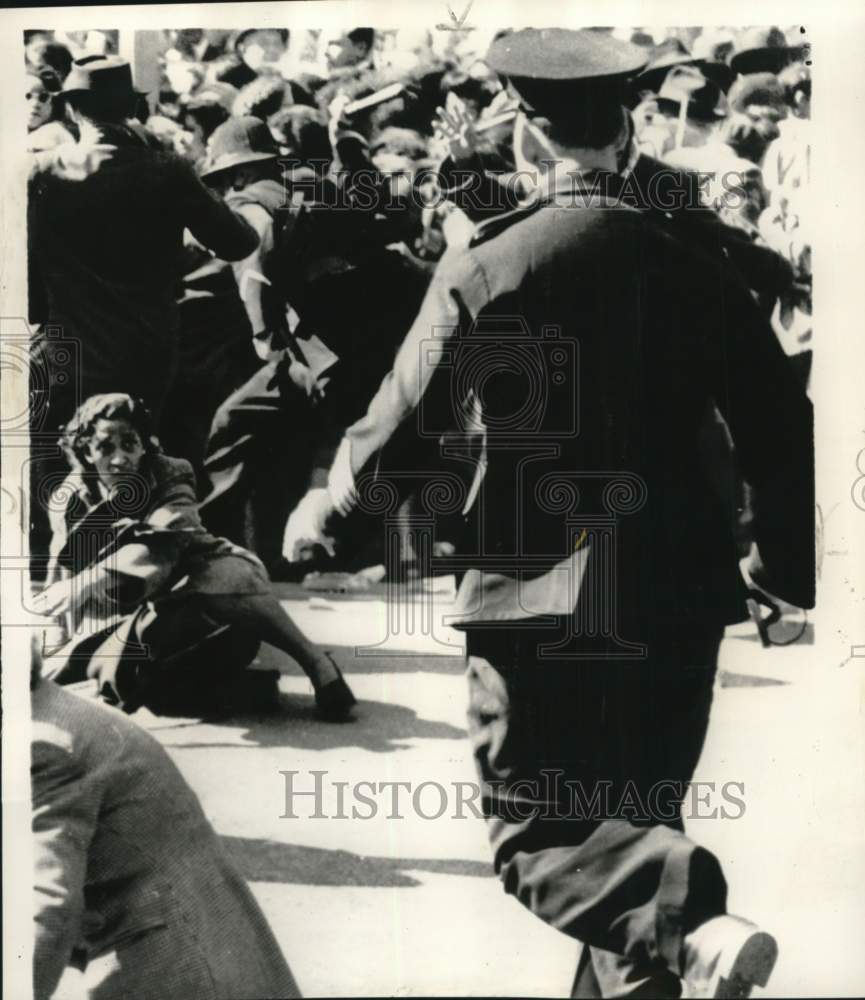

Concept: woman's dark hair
[[60, 393, 161, 471]]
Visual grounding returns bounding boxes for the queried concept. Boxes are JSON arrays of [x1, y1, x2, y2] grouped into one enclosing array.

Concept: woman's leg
[[204, 591, 340, 689]]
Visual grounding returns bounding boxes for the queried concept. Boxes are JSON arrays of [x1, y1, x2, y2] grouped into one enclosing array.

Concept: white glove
[[47, 139, 117, 181], [282, 489, 336, 563]]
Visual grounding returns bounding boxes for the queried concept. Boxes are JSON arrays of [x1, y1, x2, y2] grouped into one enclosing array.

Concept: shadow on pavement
[[158, 693, 467, 753], [222, 836, 493, 887], [256, 642, 466, 676], [728, 618, 813, 646]]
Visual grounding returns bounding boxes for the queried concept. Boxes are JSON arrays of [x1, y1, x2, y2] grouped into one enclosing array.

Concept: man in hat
[[195, 115, 323, 567], [638, 64, 728, 158], [284, 27, 813, 999], [198, 108, 430, 573], [28, 55, 259, 570]]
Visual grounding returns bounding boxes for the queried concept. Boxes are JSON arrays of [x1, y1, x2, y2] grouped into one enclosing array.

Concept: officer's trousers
[[463, 623, 728, 998]]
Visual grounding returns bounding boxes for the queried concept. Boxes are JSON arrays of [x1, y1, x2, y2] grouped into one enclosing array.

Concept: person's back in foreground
[[31, 651, 301, 999]]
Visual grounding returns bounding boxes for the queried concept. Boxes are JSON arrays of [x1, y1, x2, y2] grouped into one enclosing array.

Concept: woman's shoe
[[314, 655, 357, 721]]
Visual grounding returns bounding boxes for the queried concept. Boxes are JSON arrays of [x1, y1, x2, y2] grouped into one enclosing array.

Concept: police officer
[[284, 29, 814, 998]]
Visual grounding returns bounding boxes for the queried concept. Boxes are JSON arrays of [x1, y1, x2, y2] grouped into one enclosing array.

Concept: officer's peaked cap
[[487, 28, 647, 81], [487, 28, 647, 119]]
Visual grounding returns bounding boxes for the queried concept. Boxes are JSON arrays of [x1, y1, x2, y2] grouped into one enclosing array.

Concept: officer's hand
[[283, 489, 336, 562], [434, 93, 477, 164]]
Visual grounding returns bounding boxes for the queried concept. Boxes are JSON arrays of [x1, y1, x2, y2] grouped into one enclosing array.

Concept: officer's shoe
[[681, 915, 778, 998]]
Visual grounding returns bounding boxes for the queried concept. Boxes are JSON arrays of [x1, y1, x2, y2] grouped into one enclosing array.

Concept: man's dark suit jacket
[[28, 125, 258, 419]]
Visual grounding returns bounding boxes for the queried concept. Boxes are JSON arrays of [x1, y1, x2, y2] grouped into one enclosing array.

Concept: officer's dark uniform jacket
[[333, 172, 814, 639], [438, 149, 794, 301]]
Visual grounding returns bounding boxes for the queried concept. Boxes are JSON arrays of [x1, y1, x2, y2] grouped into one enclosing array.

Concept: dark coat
[[439, 151, 794, 300], [332, 177, 814, 638], [28, 126, 258, 421]]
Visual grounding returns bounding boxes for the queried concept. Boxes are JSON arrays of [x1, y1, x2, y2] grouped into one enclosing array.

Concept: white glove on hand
[[48, 140, 118, 181], [283, 489, 336, 563]]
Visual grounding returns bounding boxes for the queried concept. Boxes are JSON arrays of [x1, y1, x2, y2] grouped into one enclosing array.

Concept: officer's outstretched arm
[[328, 247, 485, 518]]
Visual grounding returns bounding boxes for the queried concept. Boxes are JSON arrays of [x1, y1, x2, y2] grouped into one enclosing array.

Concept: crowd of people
[[26, 22, 814, 1000]]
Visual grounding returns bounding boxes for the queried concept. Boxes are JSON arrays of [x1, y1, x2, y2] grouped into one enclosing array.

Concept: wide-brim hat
[[730, 47, 795, 76], [730, 26, 797, 76], [655, 65, 727, 122], [633, 50, 700, 96], [200, 114, 279, 179], [59, 55, 146, 102]]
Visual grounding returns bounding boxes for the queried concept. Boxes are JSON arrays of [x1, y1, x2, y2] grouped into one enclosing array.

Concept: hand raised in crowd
[[44, 139, 118, 182], [433, 92, 477, 165]]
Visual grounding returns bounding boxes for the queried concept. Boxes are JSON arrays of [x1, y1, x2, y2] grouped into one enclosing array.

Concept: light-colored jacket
[[32, 680, 300, 999]]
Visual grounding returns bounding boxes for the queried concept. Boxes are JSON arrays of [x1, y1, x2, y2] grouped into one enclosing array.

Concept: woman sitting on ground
[[35, 392, 355, 719]]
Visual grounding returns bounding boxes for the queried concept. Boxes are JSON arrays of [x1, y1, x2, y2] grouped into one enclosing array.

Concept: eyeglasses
[[26, 89, 51, 103]]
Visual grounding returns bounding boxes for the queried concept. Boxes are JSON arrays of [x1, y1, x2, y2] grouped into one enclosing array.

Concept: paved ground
[[58, 581, 865, 997]]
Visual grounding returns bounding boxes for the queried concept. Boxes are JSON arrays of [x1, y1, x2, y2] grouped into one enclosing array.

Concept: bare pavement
[[58, 581, 865, 997]]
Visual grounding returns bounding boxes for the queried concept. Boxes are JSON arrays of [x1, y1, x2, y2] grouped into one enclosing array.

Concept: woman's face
[[84, 418, 145, 489], [26, 77, 53, 131]]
